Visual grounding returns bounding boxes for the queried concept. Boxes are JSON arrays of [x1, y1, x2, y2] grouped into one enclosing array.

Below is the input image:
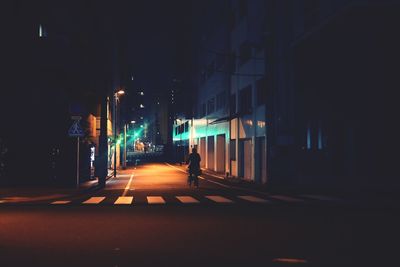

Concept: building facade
[[174, 0, 400, 192]]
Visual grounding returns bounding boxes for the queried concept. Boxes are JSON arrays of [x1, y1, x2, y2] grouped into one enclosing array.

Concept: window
[[230, 94, 236, 115], [39, 24, 47, 38], [216, 91, 226, 110], [239, 42, 251, 65], [207, 98, 215, 114], [230, 139, 236, 160], [239, 85, 252, 115], [256, 77, 268, 106]]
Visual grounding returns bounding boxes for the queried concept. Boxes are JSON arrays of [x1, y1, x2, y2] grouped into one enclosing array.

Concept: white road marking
[[238, 195, 270, 203], [114, 196, 133, 205], [122, 173, 134, 196], [269, 195, 305, 203], [176, 196, 200, 204], [51, 200, 71, 205], [147, 196, 166, 204], [200, 169, 225, 179], [83, 197, 106, 204], [205, 195, 234, 203]]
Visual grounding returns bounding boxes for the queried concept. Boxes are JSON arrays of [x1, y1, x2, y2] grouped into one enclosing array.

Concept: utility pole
[[123, 123, 127, 169], [113, 93, 117, 178], [98, 95, 108, 188]]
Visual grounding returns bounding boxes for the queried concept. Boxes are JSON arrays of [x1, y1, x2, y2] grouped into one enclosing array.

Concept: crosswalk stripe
[[83, 197, 105, 204], [205, 195, 234, 203], [114, 196, 133, 205], [269, 195, 305, 203], [51, 200, 71, 205], [147, 196, 166, 204], [238, 195, 269, 203], [176, 196, 200, 204]]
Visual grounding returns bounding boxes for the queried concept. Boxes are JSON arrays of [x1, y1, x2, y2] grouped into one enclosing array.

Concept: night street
[[1, 162, 399, 267], [2, 1, 400, 266]]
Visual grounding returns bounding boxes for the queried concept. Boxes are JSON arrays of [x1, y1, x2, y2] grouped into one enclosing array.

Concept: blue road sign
[[68, 120, 84, 137]]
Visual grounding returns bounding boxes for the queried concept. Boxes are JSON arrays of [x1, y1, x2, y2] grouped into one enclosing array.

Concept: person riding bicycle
[[186, 147, 201, 187]]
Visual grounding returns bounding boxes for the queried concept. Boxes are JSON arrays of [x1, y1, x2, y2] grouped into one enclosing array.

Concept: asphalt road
[[0, 163, 399, 267]]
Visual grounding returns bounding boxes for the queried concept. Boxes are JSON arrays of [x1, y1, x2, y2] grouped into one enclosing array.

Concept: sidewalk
[[0, 172, 113, 204], [169, 163, 400, 206]]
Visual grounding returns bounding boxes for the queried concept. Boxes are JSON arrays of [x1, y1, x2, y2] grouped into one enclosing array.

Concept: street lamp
[[113, 89, 125, 177]]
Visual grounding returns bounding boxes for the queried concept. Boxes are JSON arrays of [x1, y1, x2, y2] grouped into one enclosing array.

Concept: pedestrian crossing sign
[[68, 120, 84, 137]]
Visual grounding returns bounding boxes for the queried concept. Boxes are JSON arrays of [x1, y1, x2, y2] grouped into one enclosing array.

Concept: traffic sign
[[68, 120, 84, 137]]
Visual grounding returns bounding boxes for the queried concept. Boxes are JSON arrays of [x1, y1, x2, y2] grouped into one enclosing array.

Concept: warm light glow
[[116, 90, 125, 95], [257, 121, 266, 128], [245, 119, 253, 126]]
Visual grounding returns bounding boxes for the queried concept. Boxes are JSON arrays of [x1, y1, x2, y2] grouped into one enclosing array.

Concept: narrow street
[[34, 163, 347, 207], [1, 163, 399, 267]]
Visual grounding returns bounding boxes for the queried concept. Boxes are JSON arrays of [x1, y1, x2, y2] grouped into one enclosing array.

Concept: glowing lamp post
[[113, 89, 125, 178]]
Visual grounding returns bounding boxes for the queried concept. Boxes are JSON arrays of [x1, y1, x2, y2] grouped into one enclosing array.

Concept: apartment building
[[174, 0, 400, 191]]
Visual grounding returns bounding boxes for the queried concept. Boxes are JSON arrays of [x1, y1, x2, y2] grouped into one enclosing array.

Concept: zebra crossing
[[49, 194, 342, 206]]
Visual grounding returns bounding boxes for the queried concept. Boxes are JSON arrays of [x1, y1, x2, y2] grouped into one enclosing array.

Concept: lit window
[[39, 24, 47, 38], [307, 126, 311, 150], [318, 123, 323, 150]]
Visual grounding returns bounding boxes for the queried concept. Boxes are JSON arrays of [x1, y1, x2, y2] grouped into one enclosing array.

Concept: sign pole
[[77, 136, 80, 188], [68, 116, 83, 188]]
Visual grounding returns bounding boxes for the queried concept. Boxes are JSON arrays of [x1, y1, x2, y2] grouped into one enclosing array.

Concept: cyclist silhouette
[[186, 147, 201, 187]]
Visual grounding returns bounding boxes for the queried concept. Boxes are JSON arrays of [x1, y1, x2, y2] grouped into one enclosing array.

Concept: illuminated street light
[[116, 90, 125, 95], [113, 89, 125, 177], [130, 120, 136, 124]]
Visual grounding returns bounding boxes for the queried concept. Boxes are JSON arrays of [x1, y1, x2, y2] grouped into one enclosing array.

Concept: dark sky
[[111, 0, 193, 96]]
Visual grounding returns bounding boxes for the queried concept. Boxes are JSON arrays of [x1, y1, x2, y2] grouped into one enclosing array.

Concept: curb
[[0, 174, 114, 205]]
